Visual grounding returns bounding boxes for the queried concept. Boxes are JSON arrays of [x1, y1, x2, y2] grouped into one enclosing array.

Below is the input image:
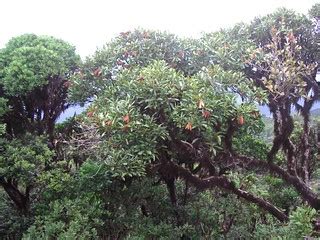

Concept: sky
[[0, 0, 319, 58]]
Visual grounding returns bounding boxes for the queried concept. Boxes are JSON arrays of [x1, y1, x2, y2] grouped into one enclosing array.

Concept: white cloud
[[0, 0, 318, 58]]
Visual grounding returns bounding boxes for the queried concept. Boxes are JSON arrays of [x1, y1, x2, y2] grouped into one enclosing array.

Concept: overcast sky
[[0, 0, 319, 58]]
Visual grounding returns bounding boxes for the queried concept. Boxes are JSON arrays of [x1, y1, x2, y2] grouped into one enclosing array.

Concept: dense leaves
[[69, 29, 210, 103], [0, 34, 80, 137], [0, 34, 79, 95], [1, 4, 320, 239]]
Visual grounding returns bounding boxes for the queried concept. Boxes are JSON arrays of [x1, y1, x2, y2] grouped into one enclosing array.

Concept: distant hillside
[[311, 108, 320, 117], [57, 104, 320, 125], [259, 102, 320, 118]]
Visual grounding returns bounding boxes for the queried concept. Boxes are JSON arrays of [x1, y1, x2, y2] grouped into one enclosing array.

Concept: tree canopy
[[0, 34, 80, 137], [1, 4, 320, 239]]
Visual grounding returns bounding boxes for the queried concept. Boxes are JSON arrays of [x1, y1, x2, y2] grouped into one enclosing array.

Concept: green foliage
[[248, 8, 313, 46], [0, 34, 80, 95], [255, 206, 317, 239], [248, 28, 316, 101], [0, 98, 8, 135], [1, 4, 320, 239], [287, 206, 316, 238], [0, 190, 31, 239], [38, 162, 74, 201], [23, 198, 103, 240], [78, 60, 261, 176], [80, 67, 169, 178], [0, 134, 53, 183], [0, 33, 80, 137], [0, 33, 80, 239], [234, 135, 269, 160], [309, 3, 320, 18], [202, 23, 255, 71], [0, 97, 8, 117], [69, 29, 210, 103]]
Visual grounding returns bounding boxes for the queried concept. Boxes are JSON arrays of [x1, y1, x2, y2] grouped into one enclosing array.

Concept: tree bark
[[0, 178, 30, 215], [236, 155, 320, 210], [169, 162, 289, 222]]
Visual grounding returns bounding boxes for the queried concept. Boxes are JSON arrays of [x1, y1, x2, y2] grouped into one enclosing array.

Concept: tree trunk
[[0, 179, 30, 215]]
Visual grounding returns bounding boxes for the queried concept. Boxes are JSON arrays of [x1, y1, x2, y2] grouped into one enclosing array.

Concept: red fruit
[[196, 50, 203, 55], [105, 120, 112, 126], [202, 110, 211, 119], [287, 32, 296, 43], [185, 122, 193, 131], [237, 115, 244, 125], [93, 68, 102, 77], [123, 114, 130, 124], [87, 111, 94, 117]]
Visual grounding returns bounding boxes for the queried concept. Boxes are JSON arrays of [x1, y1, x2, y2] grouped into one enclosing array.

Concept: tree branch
[[169, 162, 288, 222], [236, 155, 320, 210]]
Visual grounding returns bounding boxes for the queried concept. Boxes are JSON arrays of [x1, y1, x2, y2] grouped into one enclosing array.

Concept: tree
[[240, 8, 320, 205], [0, 34, 80, 138], [199, 6, 320, 227], [2, 5, 320, 239], [0, 134, 53, 214], [68, 6, 320, 233], [69, 56, 288, 226], [0, 34, 80, 225]]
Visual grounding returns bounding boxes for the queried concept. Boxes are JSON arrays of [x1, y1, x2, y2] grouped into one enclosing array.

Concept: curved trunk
[[0, 179, 31, 215]]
